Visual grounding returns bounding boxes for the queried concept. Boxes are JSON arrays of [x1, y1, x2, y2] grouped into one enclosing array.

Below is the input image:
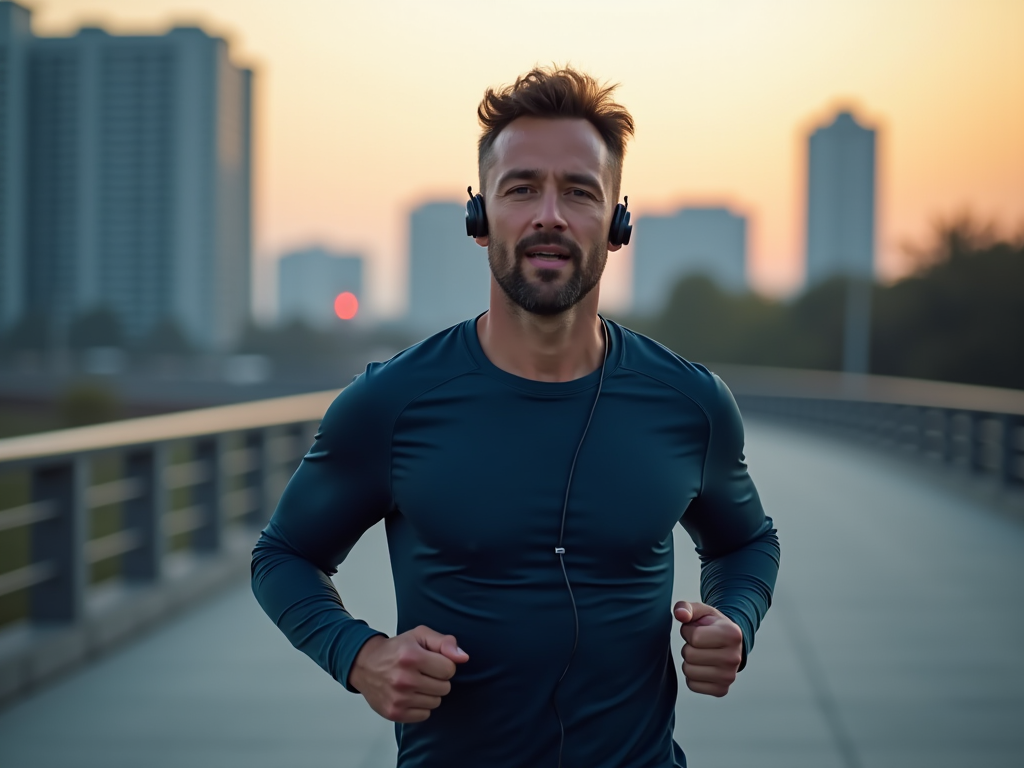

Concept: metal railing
[[717, 365, 1024, 492], [0, 390, 337, 628]]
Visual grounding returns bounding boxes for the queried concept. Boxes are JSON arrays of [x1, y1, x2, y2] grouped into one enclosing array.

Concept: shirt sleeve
[[678, 373, 780, 669], [251, 367, 394, 691]]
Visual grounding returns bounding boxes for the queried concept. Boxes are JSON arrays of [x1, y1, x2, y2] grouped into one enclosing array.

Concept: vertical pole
[[30, 457, 87, 623], [245, 429, 266, 528], [1002, 415, 1024, 488], [192, 436, 223, 553], [941, 410, 956, 465], [842, 278, 872, 375], [122, 444, 166, 582], [969, 412, 987, 475]]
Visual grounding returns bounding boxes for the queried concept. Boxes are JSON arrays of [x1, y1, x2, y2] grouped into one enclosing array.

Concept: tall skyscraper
[[805, 110, 876, 286], [805, 109, 877, 375], [406, 201, 490, 333], [632, 206, 747, 314], [0, 1, 253, 350], [0, 1, 31, 330], [278, 246, 364, 329]]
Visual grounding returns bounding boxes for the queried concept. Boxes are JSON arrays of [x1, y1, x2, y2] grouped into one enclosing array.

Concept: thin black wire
[[553, 318, 609, 768]]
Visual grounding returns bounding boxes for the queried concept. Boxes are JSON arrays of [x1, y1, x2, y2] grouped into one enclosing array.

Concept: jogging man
[[252, 66, 780, 767]]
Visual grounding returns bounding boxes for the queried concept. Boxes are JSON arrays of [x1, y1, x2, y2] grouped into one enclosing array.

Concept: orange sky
[[29, 0, 1024, 319]]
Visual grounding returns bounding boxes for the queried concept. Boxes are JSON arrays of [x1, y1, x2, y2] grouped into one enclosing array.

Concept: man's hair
[[477, 66, 635, 198]]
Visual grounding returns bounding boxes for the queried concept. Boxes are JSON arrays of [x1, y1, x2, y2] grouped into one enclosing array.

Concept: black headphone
[[465, 187, 632, 246]]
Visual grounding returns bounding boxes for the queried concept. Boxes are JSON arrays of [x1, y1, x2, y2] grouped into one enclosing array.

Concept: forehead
[[487, 117, 610, 186]]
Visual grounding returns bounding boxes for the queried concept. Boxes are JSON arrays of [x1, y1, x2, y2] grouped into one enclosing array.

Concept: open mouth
[[527, 251, 570, 262]]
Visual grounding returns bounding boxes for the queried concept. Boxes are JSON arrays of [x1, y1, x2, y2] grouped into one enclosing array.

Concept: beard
[[488, 231, 607, 317]]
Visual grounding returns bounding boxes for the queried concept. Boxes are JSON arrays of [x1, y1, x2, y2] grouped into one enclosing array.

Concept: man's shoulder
[[612, 321, 737, 419], [328, 320, 478, 420]]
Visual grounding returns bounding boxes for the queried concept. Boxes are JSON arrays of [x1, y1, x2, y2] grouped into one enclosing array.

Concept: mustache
[[513, 232, 583, 262]]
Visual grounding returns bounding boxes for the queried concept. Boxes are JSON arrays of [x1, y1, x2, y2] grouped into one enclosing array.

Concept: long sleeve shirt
[[252, 317, 780, 768]]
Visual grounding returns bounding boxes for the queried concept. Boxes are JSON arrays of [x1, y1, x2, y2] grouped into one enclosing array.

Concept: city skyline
[[23, 0, 1024, 320]]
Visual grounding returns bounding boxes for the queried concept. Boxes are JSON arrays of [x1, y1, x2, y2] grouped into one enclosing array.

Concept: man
[[252, 67, 779, 767]]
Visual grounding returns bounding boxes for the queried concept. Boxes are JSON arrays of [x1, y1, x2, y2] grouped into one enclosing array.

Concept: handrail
[[714, 365, 1024, 415], [0, 388, 339, 466]]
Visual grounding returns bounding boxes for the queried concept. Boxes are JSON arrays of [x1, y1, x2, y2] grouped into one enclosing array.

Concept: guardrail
[[0, 389, 338, 705], [717, 365, 1024, 493]]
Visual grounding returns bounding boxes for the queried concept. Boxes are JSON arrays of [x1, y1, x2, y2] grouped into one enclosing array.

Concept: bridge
[[0, 368, 1022, 768]]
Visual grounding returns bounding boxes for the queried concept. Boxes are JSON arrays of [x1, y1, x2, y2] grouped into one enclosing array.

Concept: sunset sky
[[29, 0, 1024, 319]]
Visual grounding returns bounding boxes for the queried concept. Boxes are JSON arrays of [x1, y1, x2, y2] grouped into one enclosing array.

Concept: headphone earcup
[[608, 203, 632, 246], [465, 193, 488, 237]]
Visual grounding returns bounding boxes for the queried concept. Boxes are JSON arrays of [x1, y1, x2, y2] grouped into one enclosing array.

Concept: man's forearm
[[251, 532, 386, 690], [697, 526, 780, 669]]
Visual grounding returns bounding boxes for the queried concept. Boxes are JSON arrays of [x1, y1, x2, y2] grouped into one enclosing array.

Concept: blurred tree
[[872, 219, 1024, 389], [141, 318, 192, 355], [236, 320, 356, 367], [620, 217, 1024, 389], [69, 308, 123, 349], [58, 382, 121, 427], [1, 311, 51, 352]]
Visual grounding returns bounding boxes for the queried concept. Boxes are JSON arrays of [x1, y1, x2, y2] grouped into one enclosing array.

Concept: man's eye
[[570, 189, 592, 198], [510, 186, 531, 194]]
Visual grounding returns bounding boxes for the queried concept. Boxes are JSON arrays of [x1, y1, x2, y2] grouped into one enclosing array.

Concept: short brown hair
[[477, 66, 635, 198]]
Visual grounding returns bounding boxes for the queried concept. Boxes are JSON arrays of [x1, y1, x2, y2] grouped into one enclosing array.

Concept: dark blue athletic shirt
[[251, 317, 780, 767]]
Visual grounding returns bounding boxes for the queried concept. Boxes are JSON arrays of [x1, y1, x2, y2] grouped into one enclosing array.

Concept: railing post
[[1002, 415, 1024, 488], [969, 412, 988, 475], [245, 429, 267, 528], [192, 436, 224, 553], [30, 457, 87, 623], [122, 444, 166, 582]]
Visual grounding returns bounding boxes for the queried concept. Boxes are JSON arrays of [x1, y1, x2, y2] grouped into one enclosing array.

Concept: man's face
[[478, 117, 621, 316]]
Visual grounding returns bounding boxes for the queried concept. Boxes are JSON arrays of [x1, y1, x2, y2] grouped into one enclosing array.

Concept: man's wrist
[[345, 632, 388, 693]]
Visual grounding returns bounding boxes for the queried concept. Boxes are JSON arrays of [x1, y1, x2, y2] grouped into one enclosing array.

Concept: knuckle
[[438, 680, 452, 696]]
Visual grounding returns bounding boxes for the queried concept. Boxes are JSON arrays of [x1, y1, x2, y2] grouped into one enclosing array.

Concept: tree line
[[617, 218, 1024, 390]]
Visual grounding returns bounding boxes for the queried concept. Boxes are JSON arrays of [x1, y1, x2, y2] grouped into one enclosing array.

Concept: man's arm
[[676, 374, 780, 688], [251, 370, 469, 721], [251, 372, 394, 690]]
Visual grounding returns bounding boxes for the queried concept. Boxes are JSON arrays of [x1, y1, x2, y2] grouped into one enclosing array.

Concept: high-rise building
[[632, 206, 747, 314], [278, 246, 364, 329], [0, 2, 31, 330], [406, 201, 490, 333], [805, 110, 876, 286], [0, 1, 252, 350]]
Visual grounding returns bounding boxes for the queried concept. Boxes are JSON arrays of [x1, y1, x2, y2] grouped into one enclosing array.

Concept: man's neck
[[476, 281, 605, 383]]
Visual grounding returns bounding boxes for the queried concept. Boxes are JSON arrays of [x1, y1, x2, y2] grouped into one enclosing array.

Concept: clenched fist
[[673, 601, 743, 698], [349, 626, 469, 723]]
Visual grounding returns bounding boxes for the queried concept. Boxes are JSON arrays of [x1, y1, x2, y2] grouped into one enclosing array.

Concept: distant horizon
[[25, 0, 1024, 320]]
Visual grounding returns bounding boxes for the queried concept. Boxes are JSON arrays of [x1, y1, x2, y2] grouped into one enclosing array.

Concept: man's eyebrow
[[563, 172, 602, 190], [495, 168, 543, 189]]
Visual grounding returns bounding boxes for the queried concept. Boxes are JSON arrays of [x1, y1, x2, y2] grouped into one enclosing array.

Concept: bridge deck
[[1, 418, 1022, 768]]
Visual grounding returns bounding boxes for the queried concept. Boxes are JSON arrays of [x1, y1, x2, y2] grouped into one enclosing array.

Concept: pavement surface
[[1, 417, 1023, 768]]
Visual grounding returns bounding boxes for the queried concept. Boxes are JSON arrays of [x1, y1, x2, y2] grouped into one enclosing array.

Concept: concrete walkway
[[1, 418, 1022, 767]]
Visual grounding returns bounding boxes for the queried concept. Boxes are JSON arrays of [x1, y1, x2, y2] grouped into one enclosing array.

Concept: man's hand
[[673, 601, 743, 698], [349, 626, 469, 723]]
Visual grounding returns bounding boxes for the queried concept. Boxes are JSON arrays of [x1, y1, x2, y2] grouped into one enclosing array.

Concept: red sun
[[334, 292, 358, 320]]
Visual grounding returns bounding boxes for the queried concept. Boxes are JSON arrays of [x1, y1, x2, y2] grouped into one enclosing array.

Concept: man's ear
[[474, 235, 489, 247], [607, 241, 622, 253]]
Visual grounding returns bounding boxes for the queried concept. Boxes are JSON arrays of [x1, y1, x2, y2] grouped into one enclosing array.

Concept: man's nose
[[532, 190, 567, 232]]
